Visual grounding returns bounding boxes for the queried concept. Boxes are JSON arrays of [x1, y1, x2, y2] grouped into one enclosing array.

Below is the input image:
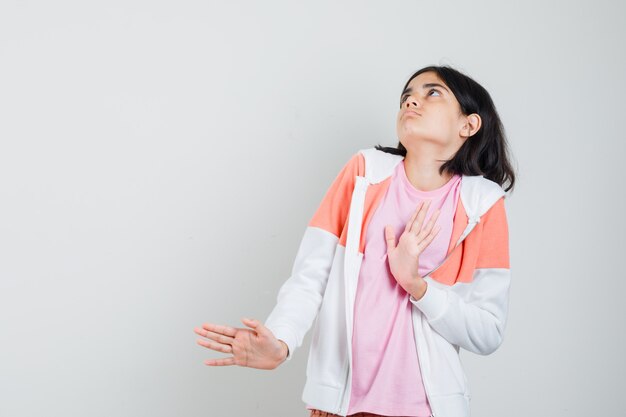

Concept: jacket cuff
[[264, 324, 296, 362], [409, 281, 449, 322]]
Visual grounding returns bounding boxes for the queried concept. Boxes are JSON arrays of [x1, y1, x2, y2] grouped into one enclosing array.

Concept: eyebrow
[[402, 83, 450, 96]]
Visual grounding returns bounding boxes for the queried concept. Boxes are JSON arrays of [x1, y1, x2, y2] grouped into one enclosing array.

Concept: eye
[[428, 88, 441, 96], [400, 89, 442, 104]]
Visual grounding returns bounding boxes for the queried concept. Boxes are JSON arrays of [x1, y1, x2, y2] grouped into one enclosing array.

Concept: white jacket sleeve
[[409, 197, 511, 355], [264, 227, 339, 361]]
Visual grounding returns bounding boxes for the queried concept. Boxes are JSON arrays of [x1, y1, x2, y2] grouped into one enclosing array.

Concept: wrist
[[278, 340, 289, 363], [410, 278, 428, 301]]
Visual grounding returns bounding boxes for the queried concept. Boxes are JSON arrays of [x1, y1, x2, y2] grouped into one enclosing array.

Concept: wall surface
[[1, 0, 624, 416]]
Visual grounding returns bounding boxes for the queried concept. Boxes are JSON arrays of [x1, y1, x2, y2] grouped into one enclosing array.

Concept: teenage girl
[[194, 64, 516, 417]]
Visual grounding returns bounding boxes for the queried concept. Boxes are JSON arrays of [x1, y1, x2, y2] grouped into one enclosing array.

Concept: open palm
[[194, 318, 287, 370]]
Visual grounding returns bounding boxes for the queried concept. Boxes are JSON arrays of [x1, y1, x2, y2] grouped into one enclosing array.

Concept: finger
[[417, 208, 441, 239], [197, 337, 233, 354], [195, 327, 235, 345], [204, 357, 236, 366], [416, 224, 442, 252], [384, 225, 396, 253], [409, 199, 432, 235], [241, 317, 266, 337], [201, 322, 237, 338], [404, 201, 425, 234]]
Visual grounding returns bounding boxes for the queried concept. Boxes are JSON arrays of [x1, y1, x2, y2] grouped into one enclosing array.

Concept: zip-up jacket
[[264, 147, 511, 417]]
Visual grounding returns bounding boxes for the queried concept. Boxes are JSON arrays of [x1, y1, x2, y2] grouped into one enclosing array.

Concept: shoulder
[[356, 147, 404, 184], [342, 151, 366, 176], [461, 175, 507, 221]]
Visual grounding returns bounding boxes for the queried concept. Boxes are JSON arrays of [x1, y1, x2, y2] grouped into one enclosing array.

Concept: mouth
[[403, 110, 421, 118]]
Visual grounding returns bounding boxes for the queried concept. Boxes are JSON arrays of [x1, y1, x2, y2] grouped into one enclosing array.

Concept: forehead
[[406, 72, 447, 90]]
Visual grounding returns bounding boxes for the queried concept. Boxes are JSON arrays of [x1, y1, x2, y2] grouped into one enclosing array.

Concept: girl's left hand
[[384, 199, 441, 297]]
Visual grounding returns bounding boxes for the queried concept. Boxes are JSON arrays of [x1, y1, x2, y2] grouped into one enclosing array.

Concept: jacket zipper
[[337, 176, 368, 415], [414, 311, 436, 417]]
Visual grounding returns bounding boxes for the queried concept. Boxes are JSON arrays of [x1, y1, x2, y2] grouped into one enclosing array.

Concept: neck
[[403, 148, 453, 192]]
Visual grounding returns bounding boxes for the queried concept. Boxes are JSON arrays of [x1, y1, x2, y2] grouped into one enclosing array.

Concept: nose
[[404, 96, 420, 109]]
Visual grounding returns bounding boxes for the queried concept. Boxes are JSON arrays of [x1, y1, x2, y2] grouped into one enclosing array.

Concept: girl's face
[[396, 71, 474, 154]]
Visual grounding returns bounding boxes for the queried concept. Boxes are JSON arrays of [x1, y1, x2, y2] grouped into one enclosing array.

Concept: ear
[[461, 113, 482, 139]]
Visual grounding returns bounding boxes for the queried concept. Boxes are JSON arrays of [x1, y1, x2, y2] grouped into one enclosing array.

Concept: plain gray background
[[1, 0, 624, 416]]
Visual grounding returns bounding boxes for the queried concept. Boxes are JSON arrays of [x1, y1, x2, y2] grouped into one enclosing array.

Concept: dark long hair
[[376, 65, 517, 193]]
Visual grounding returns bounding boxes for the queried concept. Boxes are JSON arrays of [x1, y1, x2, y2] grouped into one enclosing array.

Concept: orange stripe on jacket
[[307, 152, 392, 254], [475, 196, 510, 269], [308, 152, 365, 238], [431, 196, 509, 284], [339, 177, 391, 254]]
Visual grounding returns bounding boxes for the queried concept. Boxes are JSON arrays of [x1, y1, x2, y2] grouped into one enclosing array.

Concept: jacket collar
[[358, 147, 506, 223]]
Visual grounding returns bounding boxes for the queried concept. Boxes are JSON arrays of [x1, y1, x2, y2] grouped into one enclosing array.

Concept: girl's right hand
[[194, 318, 288, 370]]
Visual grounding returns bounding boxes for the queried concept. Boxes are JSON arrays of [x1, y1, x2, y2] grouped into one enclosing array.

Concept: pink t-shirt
[[349, 161, 461, 416], [307, 160, 461, 416]]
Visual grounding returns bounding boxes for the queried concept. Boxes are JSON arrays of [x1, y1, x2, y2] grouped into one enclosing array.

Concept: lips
[[403, 110, 421, 117]]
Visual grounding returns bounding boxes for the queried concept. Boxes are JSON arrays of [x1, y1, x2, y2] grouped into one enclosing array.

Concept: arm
[[264, 152, 364, 361], [409, 197, 511, 355]]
